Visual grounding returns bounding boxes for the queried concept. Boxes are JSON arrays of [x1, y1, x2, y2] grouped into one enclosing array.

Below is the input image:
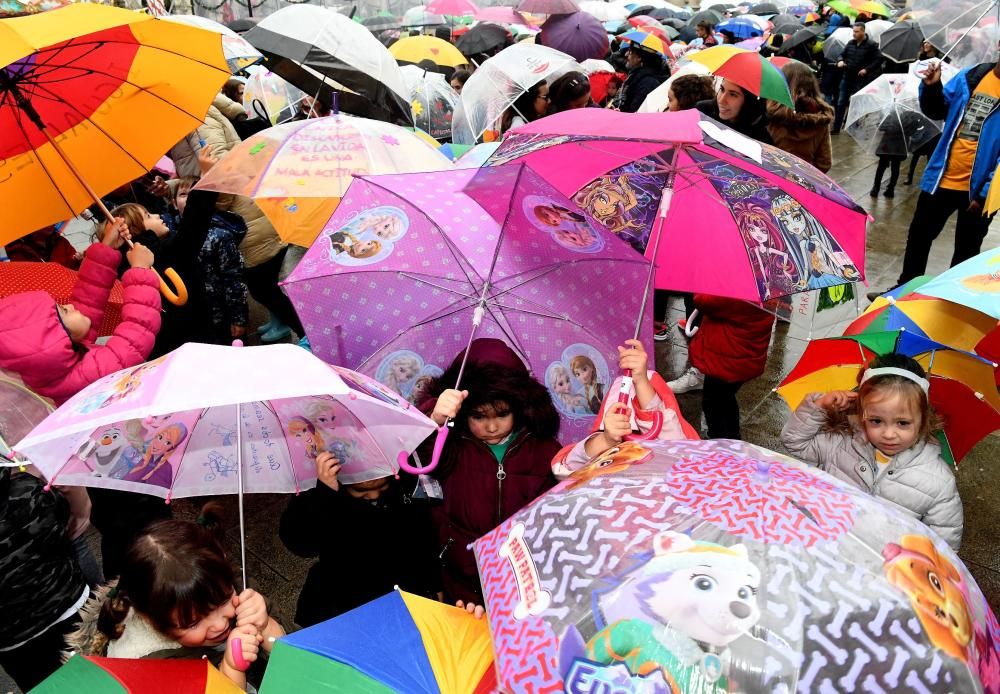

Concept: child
[[417, 338, 561, 603], [781, 354, 963, 549], [553, 340, 699, 478], [279, 451, 441, 626], [68, 504, 285, 691]]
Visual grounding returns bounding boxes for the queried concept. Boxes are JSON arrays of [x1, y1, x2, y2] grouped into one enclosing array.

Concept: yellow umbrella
[[389, 35, 468, 68], [986, 161, 1000, 216], [0, 4, 231, 303]]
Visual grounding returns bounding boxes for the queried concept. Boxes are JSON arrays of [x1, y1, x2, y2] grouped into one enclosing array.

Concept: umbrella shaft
[[634, 147, 681, 340], [236, 402, 247, 592]]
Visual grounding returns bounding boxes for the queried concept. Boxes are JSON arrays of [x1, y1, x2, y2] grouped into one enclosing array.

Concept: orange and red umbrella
[[32, 656, 242, 693]]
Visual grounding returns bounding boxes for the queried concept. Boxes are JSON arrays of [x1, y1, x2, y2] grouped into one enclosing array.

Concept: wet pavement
[[3, 134, 998, 693]]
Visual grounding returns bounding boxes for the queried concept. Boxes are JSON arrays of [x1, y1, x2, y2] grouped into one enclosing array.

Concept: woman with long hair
[[766, 62, 835, 172]]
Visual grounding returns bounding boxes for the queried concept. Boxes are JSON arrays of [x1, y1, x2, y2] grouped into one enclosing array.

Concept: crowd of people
[[0, 0, 997, 691]]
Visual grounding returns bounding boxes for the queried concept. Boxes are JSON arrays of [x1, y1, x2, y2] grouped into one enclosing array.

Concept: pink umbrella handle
[[230, 638, 251, 672], [397, 426, 449, 475], [616, 369, 663, 441]]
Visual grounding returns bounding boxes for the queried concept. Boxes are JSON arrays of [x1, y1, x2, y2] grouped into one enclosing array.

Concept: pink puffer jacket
[[0, 243, 162, 406]]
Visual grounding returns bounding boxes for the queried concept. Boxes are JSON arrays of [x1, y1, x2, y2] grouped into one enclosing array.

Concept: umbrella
[[826, 0, 859, 16], [989, 161, 1000, 215], [455, 22, 512, 56], [879, 20, 926, 62], [15, 342, 437, 582], [227, 18, 259, 33], [0, 262, 125, 338], [242, 65, 307, 125], [282, 164, 653, 448], [401, 65, 461, 140], [688, 8, 724, 25], [474, 438, 1000, 692], [580, 0, 628, 21], [475, 6, 530, 25], [916, 247, 1000, 319], [780, 25, 823, 52], [580, 57, 616, 74], [452, 141, 502, 167], [718, 16, 766, 37], [0, 4, 229, 306], [772, 17, 803, 33], [686, 45, 795, 107], [403, 5, 447, 27], [802, 10, 821, 21], [862, 18, 894, 40], [913, 0, 998, 69], [390, 35, 470, 68], [638, 61, 712, 112], [260, 590, 495, 693], [438, 141, 473, 160], [852, 0, 891, 17], [517, 0, 582, 14], [485, 108, 867, 303], [32, 655, 242, 693], [776, 330, 1000, 463], [194, 113, 451, 247], [649, 7, 687, 21], [736, 34, 768, 49], [362, 15, 403, 31], [539, 10, 611, 61], [749, 1, 780, 13], [621, 27, 672, 55], [770, 11, 799, 25], [822, 25, 855, 60], [164, 14, 263, 73], [844, 74, 943, 157], [426, 0, 479, 16], [245, 5, 413, 126], [0, 368, 52, 464], [450, 43, 579, 143], [628, 4, 658, 18]]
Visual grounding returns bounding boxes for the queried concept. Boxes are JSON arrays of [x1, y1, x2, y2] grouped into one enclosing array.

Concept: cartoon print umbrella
[[485, 108, 867, 304], [282, 164, 652, 453], [14, 342, 437, 583], [32, 656, 242, 694], [193, 113, 452, 247], [916, 246, 1000, 319], [475, 438, 1000, 693], [686, 45, 795, 107], [164, 14, 263, 73], [400, 65, 461, 141], [776, 330, 1000, 463], [260, 590, 495, 693]]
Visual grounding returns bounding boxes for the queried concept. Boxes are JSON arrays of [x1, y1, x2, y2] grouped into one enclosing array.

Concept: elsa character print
[[358, 213, 405, 242], [548, 363, 588, 415], [770, 194, 859, 290], [379, 352, 422, 397]]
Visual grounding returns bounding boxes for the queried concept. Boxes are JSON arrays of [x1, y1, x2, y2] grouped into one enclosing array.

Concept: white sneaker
[[668, 366, 704, 394]]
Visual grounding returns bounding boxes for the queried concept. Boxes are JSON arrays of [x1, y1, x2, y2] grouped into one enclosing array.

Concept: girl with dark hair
[[416, 338, 561, 603], [697, 78, 773, 144], [68, 503, 285, 690], [548, 71, 592, 113], [667, 74, 716, 112], [501, 80, 549, 133]]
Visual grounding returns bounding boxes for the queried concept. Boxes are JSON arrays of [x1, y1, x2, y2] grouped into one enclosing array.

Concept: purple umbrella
[[284, 165, 653, 458], [517, 0, 581, 15], [538, 11, 610, 61]]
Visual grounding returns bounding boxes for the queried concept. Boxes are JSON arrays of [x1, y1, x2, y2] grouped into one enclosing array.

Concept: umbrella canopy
[[845, 74, 942, 157], [822, 25, 855, 60], [260, 591, 495, 693], [390, 35, 469, 68], [539, 10, 610, 60], [227, 18, 258, 33], [0, 368, 52, 463], [164, 14, 263, 73], [33, 656, 241, 693], [426, 0, 479, 16], [245, 5, 412, 126], [988, 161, 1000, 215], [455, 21, 512, 55], [283, 165, 653, 443], [913, 0, 998, 68], [403, 5, 446, 27], [826, 0, 859, 16], [916, 247, 1000, 319], [688, 8, 724, 25], [0, 262, 125, 338], [450, 43, 579, 143], [621, 27, 672, 54], [362, 15, 403, 32], [485, 108, 867, 303], [749, 1, 780, 13], [517, 0, 582, 14], [718, 15, 766, 37], [194, 113, 452, 247], [686, 45, 794, 107], [852, 0, 891, 17], [580, 0, 628, 21], [879, 19, 925, 63], [0, 3, 230, 246], [474, 438, 1000, 692], [475, 6, 530, 25], [780, 24, 822, 52], [401, 65, 461, 140], [242, 65, 307, 125], [862, 17, 894, 40], [638, 61, 712, 112]]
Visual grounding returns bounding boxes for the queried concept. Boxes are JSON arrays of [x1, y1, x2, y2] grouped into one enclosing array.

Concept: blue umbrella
[[718, 16, 765, 39]]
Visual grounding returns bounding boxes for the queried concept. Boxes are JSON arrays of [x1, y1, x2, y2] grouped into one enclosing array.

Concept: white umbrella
[[580, 57, 616, 74], [913, 0, 999, 69], [579, 0, 628, 22], [638, 61, 711, 112], [845, 73, 942, 157], [862, 19, 894, 41], [400, 65, 461, 140], [164, 15, 263, 73]]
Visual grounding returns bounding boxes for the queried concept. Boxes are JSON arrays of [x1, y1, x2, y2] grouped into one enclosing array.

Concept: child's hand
[[817, 390, 856, 412], [126, 243, 154, 269], [198, 145, 221, 175], [224, 623, 260, 672], [101, 216, 130, 249], [617, 339, 648, 384], [602, 403, 632, 445], [234, 588, 270, 633], [147, 175, 171, 199], [315, 450, 341, 491], [455, 599, 486, 619], [431, 389, 467, 426]]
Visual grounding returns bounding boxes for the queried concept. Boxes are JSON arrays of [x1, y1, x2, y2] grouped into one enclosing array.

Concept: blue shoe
[[256, 318, 277, 335], [260, 325, 292, 343], [297, 335, 312, 352]]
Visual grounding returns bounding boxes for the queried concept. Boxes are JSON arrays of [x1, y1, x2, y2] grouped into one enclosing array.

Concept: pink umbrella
[[488, 108, 868, 304], [475, 5, 529, 25], [14, 342, 436, 584], [283, 164, 653, 458], [426, 0, 479, 16]]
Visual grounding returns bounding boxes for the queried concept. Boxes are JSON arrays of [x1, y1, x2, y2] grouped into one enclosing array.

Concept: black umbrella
[[749, 2, 779, 15], [456, 22, 511, 57], [658, 16, 687, 28], [649, 7, 686, 20], [688, 9, 723, 26], [771, 13, 799, 26], [627, 5, 656, 18], [879, 20, 924, 63], [780, 25, 822, 52], [772, 18, 802, 33], [677, 25, 697, 42], [707, 4, 731, 13]]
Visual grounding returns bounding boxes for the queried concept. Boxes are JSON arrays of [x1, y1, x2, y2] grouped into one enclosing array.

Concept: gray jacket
[[781, 394, 963, 549]]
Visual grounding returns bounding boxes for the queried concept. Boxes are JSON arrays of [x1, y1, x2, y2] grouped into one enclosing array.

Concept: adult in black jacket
[[696, 79, 773, 144], [618, 46, 667, 113], [833, 22, 883, 131]]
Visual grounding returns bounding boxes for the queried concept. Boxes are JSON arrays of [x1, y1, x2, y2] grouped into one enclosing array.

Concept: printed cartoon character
[[328, 230, 382, 260], [883, 534, 974, 662], [305, 400, 338, 434], [358, 212, 405, 242], [380, 353, 421, 397], [770, 194, 860, 290], [288, 416, 325, 460], [732, 200, 797, 298], [548, 363, 588, 415], [409, 375, 435, 406], [90, 426, 127, 475], [574, 175, 643, 238], [571, 354, 605, 415], [124, 422, 188, 488], [89, 359, 161, 411], [584, 532, 762, 690], [961, 271, 1000, 293], [562, 440, 654, 490], [532, 203, 600, 251]]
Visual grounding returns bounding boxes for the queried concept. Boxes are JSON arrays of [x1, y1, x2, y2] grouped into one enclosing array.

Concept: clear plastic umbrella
[[450, 43, 580, 144], [400, 65, 461, 140], [243, 65, 307, 125], [913, 0, 999, 68], [403, 4, 447, 27], [822, 26, 854, 60], [845, 73, 943, 157]]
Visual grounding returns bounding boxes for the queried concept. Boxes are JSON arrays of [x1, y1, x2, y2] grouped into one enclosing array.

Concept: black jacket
[[619, 66, 666, 113], [839, 36, 882, 86], [697, 98, 774, 145], [279, 479, 441, 627]]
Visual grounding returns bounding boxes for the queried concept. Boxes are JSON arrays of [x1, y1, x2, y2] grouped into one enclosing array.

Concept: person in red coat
[[417, 339, 561, 603], [687, 294, 776, 439]]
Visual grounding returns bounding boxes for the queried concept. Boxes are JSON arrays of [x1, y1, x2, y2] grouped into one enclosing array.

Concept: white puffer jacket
[[781, 394, 964, 549]]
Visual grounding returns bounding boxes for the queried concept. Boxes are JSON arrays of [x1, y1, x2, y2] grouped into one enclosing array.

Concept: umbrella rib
[[395, 272, 480, 300], [8, 104, 76, 217], [256, 399, 307, 494]]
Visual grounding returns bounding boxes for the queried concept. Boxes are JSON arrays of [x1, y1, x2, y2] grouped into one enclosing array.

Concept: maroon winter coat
[[688, 294, 776, 384]]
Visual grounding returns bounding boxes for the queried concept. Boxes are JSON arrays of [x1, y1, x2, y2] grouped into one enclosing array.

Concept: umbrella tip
[[232, 339, 244, 347]]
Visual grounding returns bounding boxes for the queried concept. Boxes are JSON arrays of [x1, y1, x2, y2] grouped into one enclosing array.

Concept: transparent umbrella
[[822, 26, 854, 60], [845, 74, 943, 157], [914, 0, 999, 68], [243, 65, 307, 125], [400, 65, 461, 140]]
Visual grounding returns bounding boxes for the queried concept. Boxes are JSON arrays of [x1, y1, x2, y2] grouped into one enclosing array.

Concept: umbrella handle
[[156, 267, 188, 306], [397, 425, 449, 475], [230, 639, 251, 672], [616, 369, 664, 442]]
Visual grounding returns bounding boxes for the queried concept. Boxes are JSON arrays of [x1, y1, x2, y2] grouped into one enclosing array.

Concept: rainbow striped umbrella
[[686, 45, 794, 107], [31, 656, 241, 693], [620, 28, 670, 55]]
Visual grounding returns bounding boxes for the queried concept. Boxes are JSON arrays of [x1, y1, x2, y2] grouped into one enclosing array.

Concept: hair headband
[[860, 367, 929, 394]]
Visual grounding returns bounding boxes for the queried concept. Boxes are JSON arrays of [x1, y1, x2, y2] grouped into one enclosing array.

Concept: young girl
[[781, 354, 963, 549], [68, 504, 285, 691], [417, 338, 561, 603]]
